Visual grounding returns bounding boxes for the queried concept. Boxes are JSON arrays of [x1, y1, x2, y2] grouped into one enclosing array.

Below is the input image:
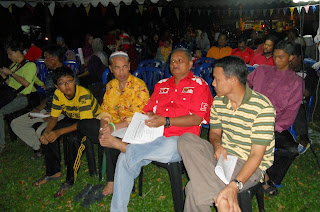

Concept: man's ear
[[189, 61, 193, 70], [109, 66, 113, 73], [54, 84, 59, 90], [289, 55, 295, 63]]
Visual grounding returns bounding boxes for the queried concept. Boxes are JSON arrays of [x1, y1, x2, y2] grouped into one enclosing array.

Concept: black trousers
[[77, 119, 120, 182], [266, 130, 299, 185], [42, 117, 80, 185], [293, 102, 308, 137]]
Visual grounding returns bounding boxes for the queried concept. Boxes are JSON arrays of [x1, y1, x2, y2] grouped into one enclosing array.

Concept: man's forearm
[[169, 114, 202, 127], [44, 117, 58, 133], [56, 123, 77, 136]]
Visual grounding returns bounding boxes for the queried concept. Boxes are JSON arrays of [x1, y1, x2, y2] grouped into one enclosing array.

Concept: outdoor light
[[45, 37, 49, 40], [293, 0, 318, 3]]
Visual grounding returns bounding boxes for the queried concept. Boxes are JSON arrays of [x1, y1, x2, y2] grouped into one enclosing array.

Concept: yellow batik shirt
[[51, 85, 101, 119], [98, 74, 150, 123]]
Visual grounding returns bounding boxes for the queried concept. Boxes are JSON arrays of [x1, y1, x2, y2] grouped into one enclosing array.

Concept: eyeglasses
[[58, 79, 74, 87]]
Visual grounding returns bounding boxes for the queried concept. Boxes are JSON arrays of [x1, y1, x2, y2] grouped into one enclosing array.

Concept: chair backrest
[[304, 58, 317, 66], [35, 59, 48, 94], [138, 59, 163, 69], [247, 65, 256, 72], [63, 60, 79, 74], [102, 68, 114, 85], [193, 62, 212, 79], [194, 57, 215, 69], [133, 66, 164, 95]]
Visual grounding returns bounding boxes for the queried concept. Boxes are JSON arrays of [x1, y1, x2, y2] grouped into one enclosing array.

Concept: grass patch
[[1, 128, 320, 211]]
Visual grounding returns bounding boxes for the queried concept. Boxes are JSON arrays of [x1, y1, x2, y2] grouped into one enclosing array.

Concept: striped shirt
[[210, 85, 275, 174], [51, 85, 101, 119]]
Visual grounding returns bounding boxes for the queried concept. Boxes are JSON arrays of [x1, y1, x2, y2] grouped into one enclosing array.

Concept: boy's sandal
[[33, 175, 61, 187], [54, 182, 72, 198], [262, 180, 278, 196]]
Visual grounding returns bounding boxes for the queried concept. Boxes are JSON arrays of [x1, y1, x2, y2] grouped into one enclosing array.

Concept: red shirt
[[24, 45, 42, 62], [231, 47, 254, 64], [249, 52, 275, 66], [143, 71, 213, 137]]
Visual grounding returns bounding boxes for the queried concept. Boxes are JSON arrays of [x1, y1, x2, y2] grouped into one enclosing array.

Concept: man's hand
[[214, 143, 227, 160], [0, 67, 12, 75], [215, 183, 241, 212], [99, 124, 114, 139], [145, 112, 166, 128], [41, 130, 61, 144], [42, 112, 51, 122]]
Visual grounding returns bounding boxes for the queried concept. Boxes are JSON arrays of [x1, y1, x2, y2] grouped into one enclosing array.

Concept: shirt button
[[166, 109, 168, 111], [171, 101, 173, 103], [175, 89, 177, 92]]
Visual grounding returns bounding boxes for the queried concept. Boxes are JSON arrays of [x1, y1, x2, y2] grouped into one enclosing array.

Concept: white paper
[[111, 127, 127, 138], [215, 154, 238, 184], [122, 112, 164, 144], [29, 112, 50, 118]]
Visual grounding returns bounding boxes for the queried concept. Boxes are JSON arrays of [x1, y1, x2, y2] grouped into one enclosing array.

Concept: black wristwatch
[[232, 179, 243, 191], [164, 117, 171, 128]]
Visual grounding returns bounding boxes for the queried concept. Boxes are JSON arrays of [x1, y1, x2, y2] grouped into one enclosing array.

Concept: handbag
[[0, 59, 29, 109]]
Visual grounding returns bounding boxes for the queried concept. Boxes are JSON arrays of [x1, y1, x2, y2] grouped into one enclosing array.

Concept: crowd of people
[[0, 24, 319, 211]]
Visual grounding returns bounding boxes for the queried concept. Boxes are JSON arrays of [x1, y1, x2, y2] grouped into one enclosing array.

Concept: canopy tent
[[0, 0, 309, 8]]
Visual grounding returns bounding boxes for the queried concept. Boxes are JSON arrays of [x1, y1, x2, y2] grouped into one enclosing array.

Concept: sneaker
[[298, 139, 312, 154]]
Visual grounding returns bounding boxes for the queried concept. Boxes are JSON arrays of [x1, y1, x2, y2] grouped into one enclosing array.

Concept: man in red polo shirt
[[231, 36, 254, 64], [250, 35, 278, 67], [99, 47, 213, 211]]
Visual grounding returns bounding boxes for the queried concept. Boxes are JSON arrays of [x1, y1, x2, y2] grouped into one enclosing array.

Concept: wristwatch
[[232, 179, 243, 191], [164, 117, 171, 128]]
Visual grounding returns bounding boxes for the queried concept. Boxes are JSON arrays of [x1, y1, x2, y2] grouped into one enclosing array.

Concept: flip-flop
[[74, 184, 93, 202], [33, 175, 61, 187], [262, 180, 278, 196], [54, 182, 72, 198], [81, 184, 104, 208]]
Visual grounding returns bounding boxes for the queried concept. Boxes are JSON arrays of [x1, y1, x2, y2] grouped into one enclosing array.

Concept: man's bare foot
[[100, 134, 127, 152], [33, 172, 62, 186], [102, 182, 114, 196]]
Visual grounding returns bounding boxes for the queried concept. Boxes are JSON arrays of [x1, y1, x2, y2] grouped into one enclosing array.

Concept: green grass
[[1, 128, 320, 212]]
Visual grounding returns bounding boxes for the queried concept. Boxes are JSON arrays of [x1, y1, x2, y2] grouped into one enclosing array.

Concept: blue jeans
[[110, 136, 181, 212]]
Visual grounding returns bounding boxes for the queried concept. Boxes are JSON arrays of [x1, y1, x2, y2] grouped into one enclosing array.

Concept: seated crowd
[[0, 27, 318, 211]]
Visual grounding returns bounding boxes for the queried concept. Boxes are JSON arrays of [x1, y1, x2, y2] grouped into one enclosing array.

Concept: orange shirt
[[206, 46, 232, 59]]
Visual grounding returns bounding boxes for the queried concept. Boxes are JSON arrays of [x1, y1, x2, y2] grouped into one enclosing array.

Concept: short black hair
[[237, 36, 247, 44], [214, 56, 248, 85], [5, 40, 24, 54], [43, 44, 65, 63], [218, 32, 228, 40], [53, 66, 75, 85], [292, 44, 305, 57], [274, 40, 295, 55], [265, 35, 278, 46]]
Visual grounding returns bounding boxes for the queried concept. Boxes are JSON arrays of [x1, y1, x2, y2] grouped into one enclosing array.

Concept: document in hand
[[29, 112, 50, 118], [214, 154, 238, 184], [119, 112, 164, 144]]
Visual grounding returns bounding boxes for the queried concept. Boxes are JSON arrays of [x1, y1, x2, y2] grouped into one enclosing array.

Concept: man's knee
[[178, 133, 200, 151]]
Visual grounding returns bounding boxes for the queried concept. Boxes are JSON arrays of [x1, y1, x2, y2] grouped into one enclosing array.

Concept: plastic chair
[[193, 62, 213, 79], [63, 60, 79, 74], [247, 65, 256, 72], [133, 67, 164, 95], [138, 161, 184, 212], [303, 58, 317, 66], [138, 59, 163, 69], [102, 68, 114, 85], [238, 182, 265, 212], [35, 59, 48, 94], [194, 57, 215, 70]]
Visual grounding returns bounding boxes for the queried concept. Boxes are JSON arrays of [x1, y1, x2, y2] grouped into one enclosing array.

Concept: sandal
[[33, 174, 62, 186], [262, 180, 278, 196], [31, 150, 42, 160], [54, 182, 72, 198]]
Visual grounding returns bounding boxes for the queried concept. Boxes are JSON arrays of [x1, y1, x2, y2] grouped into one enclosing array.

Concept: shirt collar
[[168, 70, 193, 86], [222, 84, 252, 106]]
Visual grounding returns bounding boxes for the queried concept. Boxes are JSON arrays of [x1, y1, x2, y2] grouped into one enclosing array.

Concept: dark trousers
[[77, 119, 120, 182], [42, 117, 80, 185], [267, 130, 299, 185], [293, 102, 308, 137]]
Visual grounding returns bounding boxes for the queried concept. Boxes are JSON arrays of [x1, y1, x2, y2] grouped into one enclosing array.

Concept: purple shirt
[[247, 65, 303, 132]]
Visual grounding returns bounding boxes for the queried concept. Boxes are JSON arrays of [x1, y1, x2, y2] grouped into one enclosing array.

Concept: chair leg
[[256, 184, 265, 212], [238, 190, 253, 212], [138, 167, 143, 196], [167, 162, 184, 212], [84, 139, 97, 176]]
